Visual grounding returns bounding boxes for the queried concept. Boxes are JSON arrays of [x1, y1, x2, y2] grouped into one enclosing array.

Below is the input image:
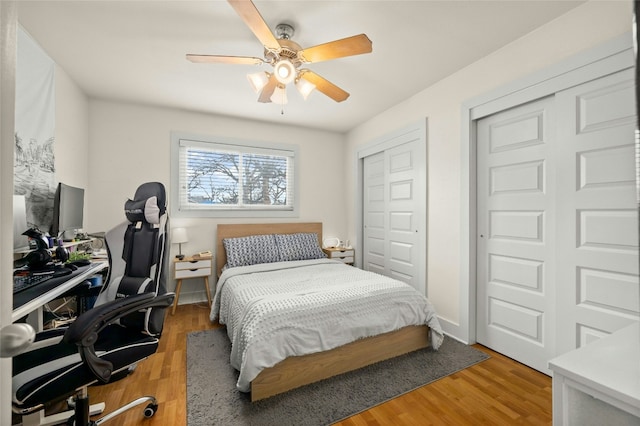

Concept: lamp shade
[[295, 78, 316, 100], [273, 60, 296, 85], [270, 85, 288, 105], [171, 227, 188, 244], [247, 71, 269, 93]]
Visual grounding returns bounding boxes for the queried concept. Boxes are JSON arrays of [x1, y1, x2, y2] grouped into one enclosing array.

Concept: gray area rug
[[186, 328, 489, 426]]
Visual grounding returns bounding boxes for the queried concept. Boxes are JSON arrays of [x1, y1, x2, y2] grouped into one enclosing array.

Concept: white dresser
[[548, 322, 640, 425]]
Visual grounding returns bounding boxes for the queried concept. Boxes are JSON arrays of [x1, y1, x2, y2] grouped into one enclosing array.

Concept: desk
[[12, 262, 108, 325], [13, 238, 95, 255], [12, 262, 109, 425]]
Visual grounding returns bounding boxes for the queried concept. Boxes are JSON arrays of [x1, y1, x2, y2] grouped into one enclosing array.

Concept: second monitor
[[50, 182, 84, 241]]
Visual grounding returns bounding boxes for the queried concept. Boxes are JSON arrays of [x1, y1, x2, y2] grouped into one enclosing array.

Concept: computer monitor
[[50, 182, 85, 240], [13, 195, 30, 252]]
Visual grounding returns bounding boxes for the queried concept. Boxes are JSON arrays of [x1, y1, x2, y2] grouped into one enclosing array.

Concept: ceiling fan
[[186, 0, 373, 104]]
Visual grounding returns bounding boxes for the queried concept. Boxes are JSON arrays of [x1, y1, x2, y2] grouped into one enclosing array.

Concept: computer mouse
[[66, 263, 78, 271], [71, 259, 91, 266]]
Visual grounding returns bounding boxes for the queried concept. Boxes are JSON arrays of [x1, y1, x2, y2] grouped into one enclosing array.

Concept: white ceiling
[[16, 0, 585, 133]]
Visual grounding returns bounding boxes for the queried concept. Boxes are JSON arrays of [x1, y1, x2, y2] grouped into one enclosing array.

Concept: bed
[[211, 222, 444, 401]]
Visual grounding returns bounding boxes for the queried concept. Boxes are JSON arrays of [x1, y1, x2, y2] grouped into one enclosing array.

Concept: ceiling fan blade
[[186, 54, 264, 65], [228, 0, 280, 51], [299, 34, 372, 63], [258, 74, 278, 103], [300, 70, 350, 102]]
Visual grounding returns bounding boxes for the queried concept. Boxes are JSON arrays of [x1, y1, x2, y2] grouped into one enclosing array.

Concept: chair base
[[96, 396, 157, 425], [20, 403, 104, 426], [18, 391, 158, 426]]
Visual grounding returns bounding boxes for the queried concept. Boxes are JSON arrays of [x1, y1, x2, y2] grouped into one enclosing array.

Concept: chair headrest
[[124, 182, 167, 225]]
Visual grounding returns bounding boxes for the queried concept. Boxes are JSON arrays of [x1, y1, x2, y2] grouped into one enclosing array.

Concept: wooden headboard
[[216, 222, 323, 277]]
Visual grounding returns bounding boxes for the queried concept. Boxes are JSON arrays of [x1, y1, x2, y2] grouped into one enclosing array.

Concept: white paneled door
[[476, 96, 558, 373], [476, 69, 638, 373], [554, 69, 639, 355], [363, 139, 425, 294], [363, 151, 386, 277]]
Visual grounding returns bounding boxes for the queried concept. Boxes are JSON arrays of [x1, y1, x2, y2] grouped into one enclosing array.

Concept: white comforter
[[210, 258, 444, 392]]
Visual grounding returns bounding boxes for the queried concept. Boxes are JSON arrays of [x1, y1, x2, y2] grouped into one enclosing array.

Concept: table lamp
[[171, 227, 188, 260]]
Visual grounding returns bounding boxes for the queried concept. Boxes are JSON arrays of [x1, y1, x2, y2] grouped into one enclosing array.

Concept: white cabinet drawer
[[327, 250, 354, 260], [323, 248, 355, 265], [175, 267, 211, 279], [175, 259, 211, 271]]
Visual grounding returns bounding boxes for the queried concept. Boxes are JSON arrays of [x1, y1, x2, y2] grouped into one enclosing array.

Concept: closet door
[[363, 140, 425, 294], [476, 96, 557, 373], [555, 69, 638, 355], [363, 151, 387, 276], [477, 69, 638, 374]]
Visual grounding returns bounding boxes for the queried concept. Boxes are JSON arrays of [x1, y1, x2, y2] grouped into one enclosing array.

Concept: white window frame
[[170, 132, 299, 218]]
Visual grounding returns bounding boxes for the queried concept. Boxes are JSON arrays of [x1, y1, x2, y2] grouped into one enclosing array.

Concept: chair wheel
[[143, 403, 158, 418]]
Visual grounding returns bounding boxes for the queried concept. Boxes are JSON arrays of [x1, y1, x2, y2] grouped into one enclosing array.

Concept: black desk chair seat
[[12, 182, 173, 425], [13, 293, 173, 423]]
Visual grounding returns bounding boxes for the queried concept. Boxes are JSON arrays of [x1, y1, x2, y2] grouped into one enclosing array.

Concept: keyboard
[[13, 273, 54, 294]]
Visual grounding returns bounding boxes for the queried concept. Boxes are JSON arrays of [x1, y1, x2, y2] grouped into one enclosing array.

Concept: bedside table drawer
[[323, 248, 355, 265], [325, 249, 354, 260], [172, 255, 214, 315], [175, 267, 212, 279], [175, 259, 211, 270]]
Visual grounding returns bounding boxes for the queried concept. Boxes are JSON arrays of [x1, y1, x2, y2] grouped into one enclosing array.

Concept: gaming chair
[[12, 182, 174, 425]]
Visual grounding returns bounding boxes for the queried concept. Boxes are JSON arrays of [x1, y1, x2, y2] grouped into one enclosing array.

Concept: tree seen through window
[[186, 149, 288, 207]]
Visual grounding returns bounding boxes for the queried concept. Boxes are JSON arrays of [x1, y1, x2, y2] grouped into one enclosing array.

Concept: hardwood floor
[[86, 303, 552, 425]]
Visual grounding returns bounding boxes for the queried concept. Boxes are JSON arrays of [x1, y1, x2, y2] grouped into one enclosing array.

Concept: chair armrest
[[62, 292, 175, 382]]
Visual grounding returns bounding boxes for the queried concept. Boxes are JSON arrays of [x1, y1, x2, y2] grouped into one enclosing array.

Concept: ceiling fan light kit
[[273, 59, 296, 85], [247, 71, 270, 93], [270, 85, 288, 105], [295, 77, 316, 101], [187, 0, 373, 109]]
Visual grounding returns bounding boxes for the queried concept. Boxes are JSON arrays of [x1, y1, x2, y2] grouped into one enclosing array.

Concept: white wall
[[345, 0, 634, 342], [86, 100, 346, 301], [54, 63, 90, 197]]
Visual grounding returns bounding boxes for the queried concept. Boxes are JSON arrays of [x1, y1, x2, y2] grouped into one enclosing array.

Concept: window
[[171, 133, 298, 218]]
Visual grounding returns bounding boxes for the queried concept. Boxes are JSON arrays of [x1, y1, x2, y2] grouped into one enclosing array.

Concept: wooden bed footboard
[[251, 325, 430, 401]]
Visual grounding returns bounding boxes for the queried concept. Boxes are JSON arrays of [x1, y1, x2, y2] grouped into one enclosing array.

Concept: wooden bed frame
[[216, 222, 430, 401]]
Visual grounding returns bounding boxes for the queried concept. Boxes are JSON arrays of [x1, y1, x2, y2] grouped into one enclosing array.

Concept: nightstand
[[172, 255, 212, 315], [323, 247, 355, 265]]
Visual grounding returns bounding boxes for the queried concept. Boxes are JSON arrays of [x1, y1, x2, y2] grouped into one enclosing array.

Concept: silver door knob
[[0, 323, 35, 358]]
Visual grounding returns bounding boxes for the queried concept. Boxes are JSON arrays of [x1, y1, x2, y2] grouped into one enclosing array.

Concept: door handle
[[0, 323, 35, 358]]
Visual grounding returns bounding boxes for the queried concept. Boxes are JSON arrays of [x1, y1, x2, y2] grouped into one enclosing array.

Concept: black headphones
[[24, 248, 52, 270], [55, 245, 69, 263], [16, 228, 73, 270]]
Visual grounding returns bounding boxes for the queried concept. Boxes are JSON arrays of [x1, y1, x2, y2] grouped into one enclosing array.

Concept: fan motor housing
[[264, 39, 304, 67]]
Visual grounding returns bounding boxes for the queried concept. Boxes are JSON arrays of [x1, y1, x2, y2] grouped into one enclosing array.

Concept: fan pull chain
[[280, 90, 285, 115]]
